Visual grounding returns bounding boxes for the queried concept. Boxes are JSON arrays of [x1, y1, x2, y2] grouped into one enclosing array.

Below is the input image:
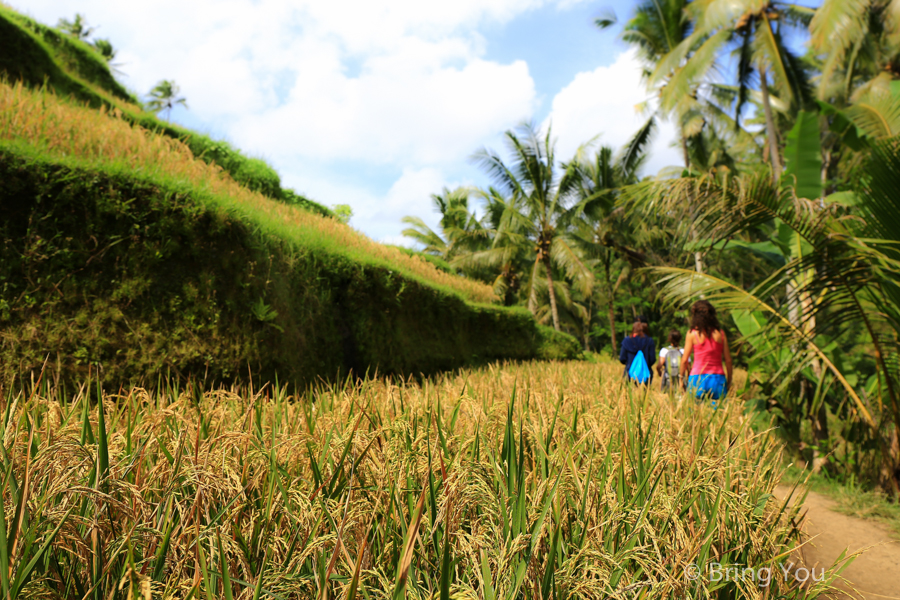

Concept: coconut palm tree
[[471, 124, 593, 331], [57, 14, 94, 40], [401, 187, 486, 262], [600, 0, 758, 273], [612, 0, 694, 161], [447, 187, 530, 306], [146, 80, 188, 121], [652, 0, 815, 181], [565, 122, 658, 353], [92, 39, 116, 62]]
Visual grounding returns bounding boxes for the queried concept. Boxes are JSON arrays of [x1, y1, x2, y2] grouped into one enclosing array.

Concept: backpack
[[665, 346, 682, 380], [628, 350, 651, 384]]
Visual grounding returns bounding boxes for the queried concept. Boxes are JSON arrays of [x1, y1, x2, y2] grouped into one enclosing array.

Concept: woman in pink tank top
[[679, 300, 733, 403]]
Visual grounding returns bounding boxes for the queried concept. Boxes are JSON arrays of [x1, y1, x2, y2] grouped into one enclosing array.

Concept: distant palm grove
[[402, 0, 900, 494]]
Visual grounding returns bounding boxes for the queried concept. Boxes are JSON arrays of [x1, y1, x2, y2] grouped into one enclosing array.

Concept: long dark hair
[[690, 300, 720, 338]]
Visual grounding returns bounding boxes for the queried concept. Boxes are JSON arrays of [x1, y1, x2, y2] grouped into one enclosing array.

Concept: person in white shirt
[[657, 329, 684, 391]]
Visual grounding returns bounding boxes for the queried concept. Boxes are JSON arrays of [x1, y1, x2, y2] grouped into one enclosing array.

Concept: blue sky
[[20, 0, 706, 242]]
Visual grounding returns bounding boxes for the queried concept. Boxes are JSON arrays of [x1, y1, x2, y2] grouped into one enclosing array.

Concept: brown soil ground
[[774, 485, 900, 599]]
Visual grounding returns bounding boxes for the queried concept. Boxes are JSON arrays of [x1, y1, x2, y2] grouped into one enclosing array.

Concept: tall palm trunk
[[760, 66, 783, 182], [583, 297, 592, 352], [543, 254, 561, 331], [682, 134, 705, 274], [763, 62, 815, 459], [604, 252, 618, 355]]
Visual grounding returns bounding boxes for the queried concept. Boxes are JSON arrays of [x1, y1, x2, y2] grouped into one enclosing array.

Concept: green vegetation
[[0, 2, 894, 596], [0, 77, 576, 385], [399, 0, 900, 494], [0, 8, 123, 106], [145, 79, 188, 122], [0, 361, 847, 598], [389, 245, 456, 274]]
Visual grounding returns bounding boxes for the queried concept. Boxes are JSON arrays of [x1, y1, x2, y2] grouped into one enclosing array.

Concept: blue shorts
[[687, 374, 727, 404]]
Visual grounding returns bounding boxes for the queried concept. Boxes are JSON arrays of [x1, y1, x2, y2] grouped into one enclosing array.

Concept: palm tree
[[472, 124, 592, 331], [652, 0, 815, 181], [450, 187, 532, 306], [601, 0, 755, 273], [401, 187, 486, 262], [608, 0, 694, 162], [57, 14, 94, 40], [93, 39, 116, 62], [91, 39, 127, 77], [146, 80, 188, 121], [566, 127, 656, 353]]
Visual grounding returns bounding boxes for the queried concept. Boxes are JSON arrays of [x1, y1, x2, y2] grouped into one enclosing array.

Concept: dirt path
[[774, 485, 900, 599]]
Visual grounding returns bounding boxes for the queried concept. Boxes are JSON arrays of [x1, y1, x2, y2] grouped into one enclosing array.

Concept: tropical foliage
[[56, 13, 94, 39], [146, 79, 188, 121], [403, 1, 900, 492]]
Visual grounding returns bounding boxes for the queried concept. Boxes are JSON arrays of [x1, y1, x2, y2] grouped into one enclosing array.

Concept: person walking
[[657, 329, 684, 391], [620, 322, 655, 384], [680, 300, 732, 405]]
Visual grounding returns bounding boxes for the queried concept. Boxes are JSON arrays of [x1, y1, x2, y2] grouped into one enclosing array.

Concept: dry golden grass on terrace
[[1, 361, 845, 598], [0, 80, 497, 304]]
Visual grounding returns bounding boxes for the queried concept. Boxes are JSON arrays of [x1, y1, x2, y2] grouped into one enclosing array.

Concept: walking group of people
[[618, 300, 733, 404]]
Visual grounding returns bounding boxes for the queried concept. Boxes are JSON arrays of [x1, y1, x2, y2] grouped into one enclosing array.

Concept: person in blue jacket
[[619, 321, 656, 383]]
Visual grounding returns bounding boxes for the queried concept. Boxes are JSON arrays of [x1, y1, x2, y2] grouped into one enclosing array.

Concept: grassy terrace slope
[[0, 80, 578, 385], [0, 361, 844, 598], [0, 6, 329, 213]]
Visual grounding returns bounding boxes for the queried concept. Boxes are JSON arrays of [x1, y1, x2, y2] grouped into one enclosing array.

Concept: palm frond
[[451, 246, 520, 271], [781, 3, 816, 28], [401, 217, 447, 255], [648, 33, 696, 88], [595, 9, 618, 30], [551, 236, 594, 296], [846, 87, 900, 138], [649, 266, 875, 426], [471, 148, 524, 197], [732, 29, 755, 127], [620, 116, 657, 177], [860, 139, 900, 242], [808, 0, 869, 56], [659, 30, 729, 113], [753, 17, 795, 107]]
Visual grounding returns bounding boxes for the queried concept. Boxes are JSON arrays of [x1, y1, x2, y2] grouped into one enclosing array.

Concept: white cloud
[[281, 167, 450, 243], [14, 0, 644, 243], [379, 235, 416, 248], [18, 0, 542, 165], [359, 167, 450, 240], [544, 50, 683, 177], [231, 57, 535, 165]]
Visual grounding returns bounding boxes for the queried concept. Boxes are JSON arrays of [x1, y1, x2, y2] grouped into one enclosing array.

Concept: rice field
[[0, 80, 496, 304], [0, 361, 846, 599]]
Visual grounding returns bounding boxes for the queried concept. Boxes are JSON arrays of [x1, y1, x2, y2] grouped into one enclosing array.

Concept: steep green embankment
[[0, 148, 576, 385], [0, 6, 329, 214], [0, 9, 579, 386]]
